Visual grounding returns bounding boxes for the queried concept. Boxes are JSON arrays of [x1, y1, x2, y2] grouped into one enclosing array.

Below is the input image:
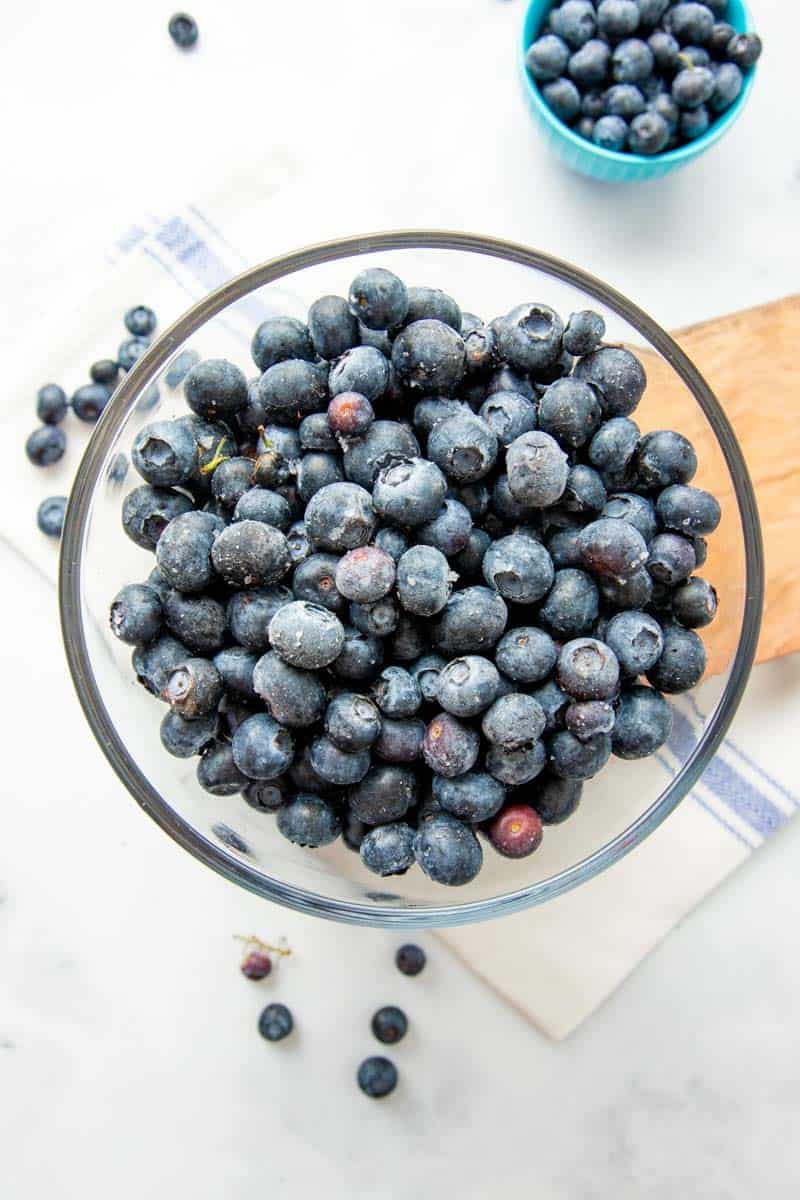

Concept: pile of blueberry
[[110, 266, 720, 887], [526, 1, 762, 155], [26, 305, 161, 539]]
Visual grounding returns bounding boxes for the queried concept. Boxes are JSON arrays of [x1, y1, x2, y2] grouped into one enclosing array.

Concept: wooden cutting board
[[638, 294, 798, 677]]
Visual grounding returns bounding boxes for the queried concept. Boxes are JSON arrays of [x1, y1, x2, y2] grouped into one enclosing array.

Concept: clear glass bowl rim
[[59, 230, 764, 929]]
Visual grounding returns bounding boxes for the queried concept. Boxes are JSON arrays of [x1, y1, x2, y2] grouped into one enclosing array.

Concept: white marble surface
[[2, 1, 800, 1195]]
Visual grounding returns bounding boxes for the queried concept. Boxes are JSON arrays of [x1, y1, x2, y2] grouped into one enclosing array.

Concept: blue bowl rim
[[521, 0, 756, 171]]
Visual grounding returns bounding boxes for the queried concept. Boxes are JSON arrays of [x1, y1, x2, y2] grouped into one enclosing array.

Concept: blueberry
[[277, 794, 341, 847], [124, 304, 157, 336], [349, 596, 399, 638], [612, 684, 673, 757], [656, 484, 721, 535], [628, 109, 670, 153], [233, 487, 292, 531], [163, 349, 200, 389], [575, 349, 646, 418], [593, 113, 630, 149], [121, 487, 191, 553], [422, 713, 480, 778], [578, 517, 649, 581], [478, 391, 538, 447], [87, 359, 119, 388], [329, 346, 390, 404], [488, 804, 544, 859], [604, 609, 664, 674], [324, 692, 382, 752], [347, 268, 407, 331], [304, 295, 358, 361], [553, 0, 598, 48], [726, 31, 762, 70], [495, 625, 558, 684], [369, 1005, 409, 1045], [162, 590, 225, 654], [230, 713, 293, 780], [361, 825, 416, 876], [563, 465, 607, 516], [646, 623, 706, 692], [160, 708, 219, 758], [357, 1056, 398, 1098], [372, 665, 422, 718], [327, 391, 375, 440], [36, 494, 67, 538], [417, 498, 473, 557], [132, 419, 196, 486], [486, 366, 538, 401], [298, 484, 375, 555], [390, 614, 429, 662], [644, 532, 695, 585], [463, 324, 496, 372], [373, 456, 448, 527], [562, 310, 605, 357], [615, 38, 655, 85], [490, 474, 530, 524], [710, 61, 743, 112], [707, 20, 735, 57], [602, 492, 657, 541], [250, 316, 314, 373], [413, 396, 469, 437], [531, 678, 571, 732], [539, 568, 599, 638], [434, 656, 499, 718], [225, 586, 290, 651], [267, 600, 345, 669], [212, 646, 258, 701], [253, 651, 326, 726], [168, 12, 198, 49], [532, 773, 583, 824], [163, 657, 223, 719], [254, 359, 328, 424], [343, 420, 419, 488], [596, 0, 640, 39], [107, 583, 161, 645], [588, 417, 641, 489], [179, 415, 237, 481], [539, 377, 604, 449], [671, 66, 715, 108], [375, 715, 422, 765], [211, 520, 290, 587], [486, 740, 547, 787], [648, 28, 680, 70], [396, 944, 426, 975], [526, 34, 571, 81], [350, 765, 417, 824], [672, 576, 717, 628], [569, 39, 612, 87], [391, 319, 466, 395], [636, 0, 670, 26], [374, 526, 408, 562], [680, 104, 710, 139], [197, 741, 248, 796], [396, 544, 453, 616], [567, 699, 616, 742], [494, 303, 565, 377], [292, 553, 345, 613], [118, 337, 150, 371], [156, 510, 223, 592], [452, 527, 492, 578], [402, 286, 461, 331], [36, 383, 68, 425], [542, 74, 583, 122], [307, 735, 368, 786], [603, 85, 647, 121], [547, 525, 584, 568], [26, 424, 66, 466], [506, 431, 569, 508], [331, 626, 384, 683], [207, 456, 252, 509], [680, 45, 711, 67], [549, 729, 612, 779], [408, 652, 447, 703], [482, 532, 555, 604], [413, 813, 482, 885], [582, 88, 607, 118], [664, 3, 715, 45], [432, 586, 507, 656], [482, 692, 547, 750]]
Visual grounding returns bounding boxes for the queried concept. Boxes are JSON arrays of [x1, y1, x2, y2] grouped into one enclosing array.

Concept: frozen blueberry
[[252, 651, 326, 727], [726, 31, 762, 70], [539, 568, 599, 639], [463, 324, 496, 372], [412, 397, 468, 438], [596, 0, 640, 39], [417, 498, 472, 557], [432, 772, 505, 823], [197, 741, 248, 796], [452, 527, 491, 579], [486, 740, 547, 787], [327, 391, 375, 440], [163, 657, 223, 720], [494, 303, 564, 375], [343, 422, 419, 490], [306, 736, 368, 786], [329, 346, 390, 404], [604, 609, 664, 674], [601, 492, 657, 542], [109, 583, 162, 645], [529, 678, 570, 733], [36, 494, 67, 538], [648, 28, 680, 70], [562, 310, 605, 357], [610, 684, 673, 758], [578, 517, 648, 581], [277, 794, 341, 848], [350, 765, 417, 824], [324, 692, 381, 753], [413, 813, 482, 886], [250, 316, 314, 373], [357, 1056, 398, 1098], [671, 65, 715, 108], [165, 350, 200, 389], [532, 773, 583, 824], [526, 33, 571, 81], [593, 114, 629, 149], [163, 590, 226, 654], [375, 718, 424, 763], [395, 944, 425, 975], [482, 533, 555, 605], [168, 12, 199, 49], [568, 699, 616, 742], [371, 456, 447, 528], [647, 623, 706, 692], [290, 554, 343, 613], [645, 532, 695, 585], [569, 38, 611, 87], [482, 693, 546, 750], [539, 377, 603, 449], [408, 653, 447, 703], [183, 359, 248, 420], [121, 487, 192, 554], [672, 576, 718, 628], [360, 824, 416, 876], [485, 366, 538, 401], [396, 545, 453, 617], [547, 525, 583, 568], [350, 596, 399, 638], [230, 713, 293, 781], [332, 626, 384, 683], [233, 487, 292, 531], [374, 526, 408, 563], [401, 286, 460, 332], [26, 424, 66, 466], [372, 665, 422, 718], [563, 465, 607, 516], [132, 419, 196, 487], [478, 392, 537, 448], [556, 638, 619, 702], [268, 600, 344, 669], [422, 713, 479, 778], [495, 626, 558, 685], [255, 359, 328, 424], [347, 268, 408, 331], [118, 337, 149, 371], [307, 294, 359, 360], [710, 61, 743, 112], [636, 430, 697, 488], [574, 348, 646, 417], [628, 109, 670, 153], [178, 415, 237, 481], [160, 708, 218, 758], [208, 456, 252, 510], [549, 729, 612, 779], [506, 431, 568, 509], [435, 656, 500, 718], [332, 546, 396, 605], [213, 646, 258, 701], [156, 510, 222, 592], [36, 383, 68, 425], [588, 417, 640, 489], [657, 484, 721, 536], [302, 482, 376, 553], [211, 520, 289, 587], [664, 3, 715, 44], [432, 587, 507, 656], [488, 804, 544, 859], [391, 319, 465, 395], [225, 586, 290, 651]]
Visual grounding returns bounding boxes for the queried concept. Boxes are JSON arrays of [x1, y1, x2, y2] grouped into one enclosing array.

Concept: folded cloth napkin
[[8, 196, 799, 1039]]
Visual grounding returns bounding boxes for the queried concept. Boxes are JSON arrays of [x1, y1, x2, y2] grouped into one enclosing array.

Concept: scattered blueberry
[[258, 1002, 293, 1042], [26, 425, 66, 466], [168, 12, 199, 50], [357, 1056, 398, 1098], [36, 383, 68, 425], [395, 944, 426, 976], [36, 494, 67, 538]]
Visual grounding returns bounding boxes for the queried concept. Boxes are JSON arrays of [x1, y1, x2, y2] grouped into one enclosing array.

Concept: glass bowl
[[59, 232, 763, 929]]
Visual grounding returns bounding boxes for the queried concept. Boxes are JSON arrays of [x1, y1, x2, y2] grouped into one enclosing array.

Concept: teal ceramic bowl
[[521, 0, 757, 181]]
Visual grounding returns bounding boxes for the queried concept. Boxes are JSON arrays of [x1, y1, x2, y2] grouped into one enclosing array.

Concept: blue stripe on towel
[[655, 752, 755, 849]]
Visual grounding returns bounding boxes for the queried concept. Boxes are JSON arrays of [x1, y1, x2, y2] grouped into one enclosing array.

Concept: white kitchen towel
[[8, 198, 799, 1040]]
